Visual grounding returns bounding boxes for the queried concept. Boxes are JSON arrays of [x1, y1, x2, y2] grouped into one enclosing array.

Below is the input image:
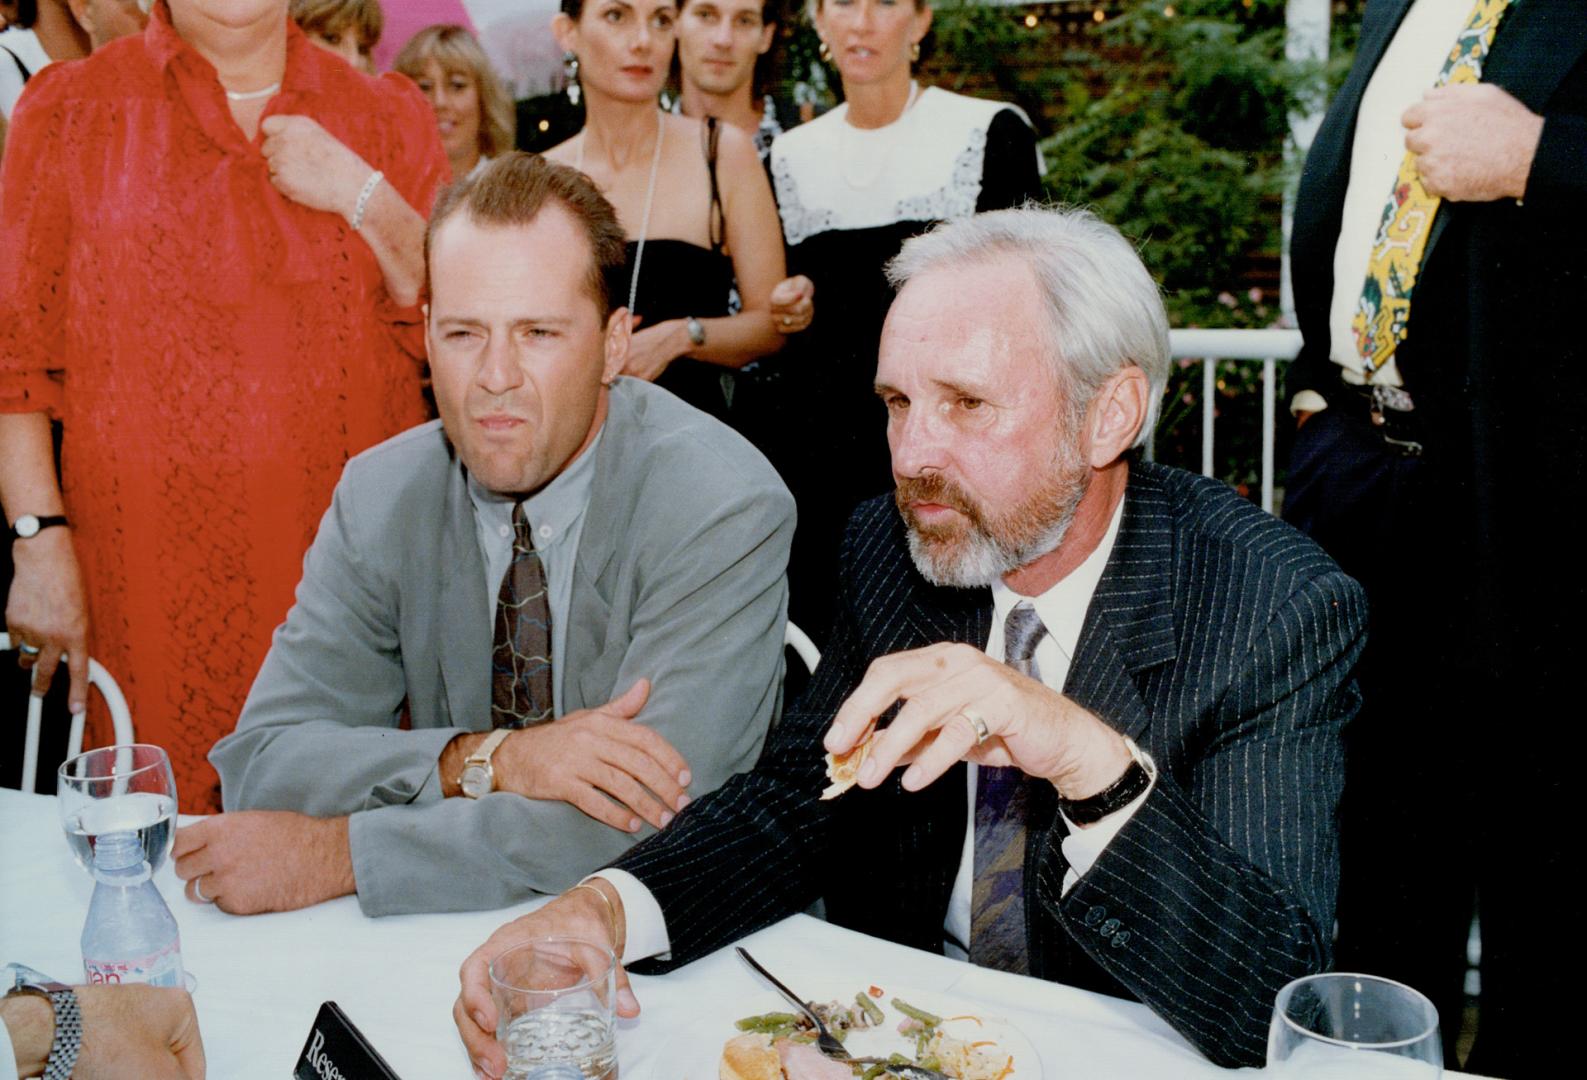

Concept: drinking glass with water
[[57, 744, 178, 874], [1268, 972, 1442, 1077], [490, 938, 617, 1080]]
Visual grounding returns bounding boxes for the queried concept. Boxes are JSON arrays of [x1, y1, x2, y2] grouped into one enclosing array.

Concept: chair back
[[0, 632, 135, 793], [783, 621, 820, 676]]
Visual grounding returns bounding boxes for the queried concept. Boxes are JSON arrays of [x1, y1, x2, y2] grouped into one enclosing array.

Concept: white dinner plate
[[656, 981, 1044, 1079]]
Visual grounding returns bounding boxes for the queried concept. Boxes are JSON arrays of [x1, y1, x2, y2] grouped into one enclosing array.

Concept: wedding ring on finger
[[781, 316, 793, 327], [17, 642, 41, 656], [959, 709, 991, 746], [193, 876, 213, 905]]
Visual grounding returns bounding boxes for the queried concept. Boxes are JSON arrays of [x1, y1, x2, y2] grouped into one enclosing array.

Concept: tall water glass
[[58, 744, 178, 875], [1268, 972, 1442, 1078], [490, 938, 617, 1080]]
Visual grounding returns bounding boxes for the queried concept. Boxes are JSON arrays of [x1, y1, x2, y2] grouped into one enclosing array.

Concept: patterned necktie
[[1351, 0, 1510, 378], [490, 503, 554, 729], [970, 601, 1048, 974]]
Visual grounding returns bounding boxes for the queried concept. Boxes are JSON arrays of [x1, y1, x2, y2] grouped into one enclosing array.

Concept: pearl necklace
[[576, 111, 666, 317], [225, 82, 281, 102]]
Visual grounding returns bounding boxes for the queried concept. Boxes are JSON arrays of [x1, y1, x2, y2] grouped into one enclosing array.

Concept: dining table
[[0, 788, 1478, 1078]]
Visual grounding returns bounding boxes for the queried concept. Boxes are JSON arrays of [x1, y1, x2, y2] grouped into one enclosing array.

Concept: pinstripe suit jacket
[[617, 461, 1366, 1067]]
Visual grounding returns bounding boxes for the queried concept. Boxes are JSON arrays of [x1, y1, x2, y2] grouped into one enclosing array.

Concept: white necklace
[[225, 82, 281, 102], [841, 80, 920, 190], [576, 112, 666, 317]]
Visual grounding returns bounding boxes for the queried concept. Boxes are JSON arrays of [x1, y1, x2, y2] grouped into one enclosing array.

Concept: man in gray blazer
[[176, 154, 795, 917]]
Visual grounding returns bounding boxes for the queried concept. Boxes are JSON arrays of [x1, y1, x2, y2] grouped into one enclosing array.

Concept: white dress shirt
[[1293, 0, 1477, 414], [607, 495, 1154, 966]]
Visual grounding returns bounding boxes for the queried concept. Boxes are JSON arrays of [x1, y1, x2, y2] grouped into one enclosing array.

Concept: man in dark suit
[[454, 206, 1367, 1072], [1283, 3, 1584, 1072]]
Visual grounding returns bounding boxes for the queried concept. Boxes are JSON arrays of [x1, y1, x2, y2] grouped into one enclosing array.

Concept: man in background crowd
[[1283, 2, 1583, 1074], [674, 0, 788, 160]]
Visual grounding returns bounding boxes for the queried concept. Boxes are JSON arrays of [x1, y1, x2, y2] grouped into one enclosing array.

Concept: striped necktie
[[1351, 0, 1510, 378], [970, 601, 1048, 974], [490, 502, 554, 729]]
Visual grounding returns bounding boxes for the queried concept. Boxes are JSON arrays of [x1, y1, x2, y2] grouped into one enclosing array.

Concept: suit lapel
[[1483, 0, 1587, 110], [439, 463, 493, 730], [1064, 466, 1179, 742], [1423, 0, 1587, 263]]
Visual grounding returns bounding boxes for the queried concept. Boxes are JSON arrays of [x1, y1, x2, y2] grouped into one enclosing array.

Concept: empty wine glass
[[1269, 972, 1442, 1077], [58, 744, 179, 875]]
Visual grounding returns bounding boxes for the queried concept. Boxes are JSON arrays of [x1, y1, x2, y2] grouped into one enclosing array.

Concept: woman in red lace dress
[[0, 0, 449, 812]]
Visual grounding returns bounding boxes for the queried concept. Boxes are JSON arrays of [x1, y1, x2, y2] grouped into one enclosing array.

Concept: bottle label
[[84, 939, 183, 988]]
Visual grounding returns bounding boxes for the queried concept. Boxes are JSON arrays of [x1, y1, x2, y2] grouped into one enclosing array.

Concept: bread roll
[[720, 1032, 783, 1080]]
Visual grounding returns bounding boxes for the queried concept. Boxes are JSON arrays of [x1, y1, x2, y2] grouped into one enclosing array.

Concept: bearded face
[[895, 427, 1091, 588]]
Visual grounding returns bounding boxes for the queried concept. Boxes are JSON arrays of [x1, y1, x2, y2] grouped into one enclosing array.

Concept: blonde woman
[[394, 24, 514, 182]]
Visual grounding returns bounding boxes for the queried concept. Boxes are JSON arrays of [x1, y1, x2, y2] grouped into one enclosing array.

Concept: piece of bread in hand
[[821, 727, 877, 801]]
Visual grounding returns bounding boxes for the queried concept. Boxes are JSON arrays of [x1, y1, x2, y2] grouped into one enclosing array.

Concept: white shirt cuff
[[585, 868, 671, 966], [1290, 389, 1330, 416], [1057, 774, 1156, 895]]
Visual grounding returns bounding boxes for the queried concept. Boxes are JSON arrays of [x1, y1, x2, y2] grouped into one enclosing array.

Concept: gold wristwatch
[[459, 729, 513, 799]]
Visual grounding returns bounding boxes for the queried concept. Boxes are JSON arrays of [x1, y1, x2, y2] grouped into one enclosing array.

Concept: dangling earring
[[818, 39, 832, 64], [909, 41, 921, 63], [564, 52, 581, 106]]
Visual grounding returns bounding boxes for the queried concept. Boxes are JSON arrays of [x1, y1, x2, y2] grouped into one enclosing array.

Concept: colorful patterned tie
[[1351, 0, 1510, 377], [490, 503, 554, 729], [970, 601, 1048, 974]]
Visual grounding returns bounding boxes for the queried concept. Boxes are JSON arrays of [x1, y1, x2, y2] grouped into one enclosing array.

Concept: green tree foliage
[[1036, 0, 1345, 493]]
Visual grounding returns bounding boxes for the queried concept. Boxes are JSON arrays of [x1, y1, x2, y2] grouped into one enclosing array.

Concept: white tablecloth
[[0, 787, 1423, 1078]]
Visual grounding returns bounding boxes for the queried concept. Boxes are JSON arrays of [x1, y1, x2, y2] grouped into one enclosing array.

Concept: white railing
[[1155, 328, 1304, 515]]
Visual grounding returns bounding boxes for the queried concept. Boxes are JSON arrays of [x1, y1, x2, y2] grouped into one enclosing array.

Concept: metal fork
[[733, 947, 949, 1080]]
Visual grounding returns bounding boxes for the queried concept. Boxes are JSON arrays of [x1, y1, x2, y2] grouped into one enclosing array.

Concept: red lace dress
[[0, 8, 449, 811]]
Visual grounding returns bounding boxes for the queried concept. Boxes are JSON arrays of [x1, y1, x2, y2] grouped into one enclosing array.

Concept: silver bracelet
[[7, 984, 82, 1080], [350, 169, 384, 231]]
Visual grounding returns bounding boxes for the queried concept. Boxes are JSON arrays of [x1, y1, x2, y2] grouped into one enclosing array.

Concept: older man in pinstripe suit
[[456, 207, 1368, 1072]]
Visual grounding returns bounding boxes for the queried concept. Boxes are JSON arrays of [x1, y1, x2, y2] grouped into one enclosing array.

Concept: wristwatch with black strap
[[1056, 735, 1156, 826], [10, 514, 69, 540]]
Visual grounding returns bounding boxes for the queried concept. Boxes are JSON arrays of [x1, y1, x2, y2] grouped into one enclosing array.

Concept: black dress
[[617, 238, 736, 424], [615, 117, 738, 424], [762, 87, 1043, 644]]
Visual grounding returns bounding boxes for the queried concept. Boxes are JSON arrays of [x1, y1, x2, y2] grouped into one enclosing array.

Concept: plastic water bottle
[[521, 1067, 584, 1080], [80, 830, 184, 987]]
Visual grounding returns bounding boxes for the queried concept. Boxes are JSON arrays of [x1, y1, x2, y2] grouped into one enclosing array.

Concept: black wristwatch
[[4, 978, 82, 1080], [10, 513, 69, 540], [1057, 736, 1156, 826]]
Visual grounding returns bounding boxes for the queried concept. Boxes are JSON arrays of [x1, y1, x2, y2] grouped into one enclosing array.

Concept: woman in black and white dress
[[768, 0, 1043, 642]]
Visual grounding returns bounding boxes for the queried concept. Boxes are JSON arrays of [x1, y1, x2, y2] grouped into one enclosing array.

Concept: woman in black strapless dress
[[546, 0, 794, 425]]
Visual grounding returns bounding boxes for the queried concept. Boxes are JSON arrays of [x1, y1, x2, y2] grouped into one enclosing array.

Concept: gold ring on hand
[[960, 709, 991, 746]]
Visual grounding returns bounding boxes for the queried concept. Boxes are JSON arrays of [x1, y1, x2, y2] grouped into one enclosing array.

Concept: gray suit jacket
[[211, 379, 796, 916]]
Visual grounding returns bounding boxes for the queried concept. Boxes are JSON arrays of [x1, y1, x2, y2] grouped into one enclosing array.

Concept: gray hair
[[884, 205, 1170, 448]]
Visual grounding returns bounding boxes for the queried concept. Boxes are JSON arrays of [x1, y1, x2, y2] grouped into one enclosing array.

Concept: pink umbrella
[[375, 0, 567, 100]]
